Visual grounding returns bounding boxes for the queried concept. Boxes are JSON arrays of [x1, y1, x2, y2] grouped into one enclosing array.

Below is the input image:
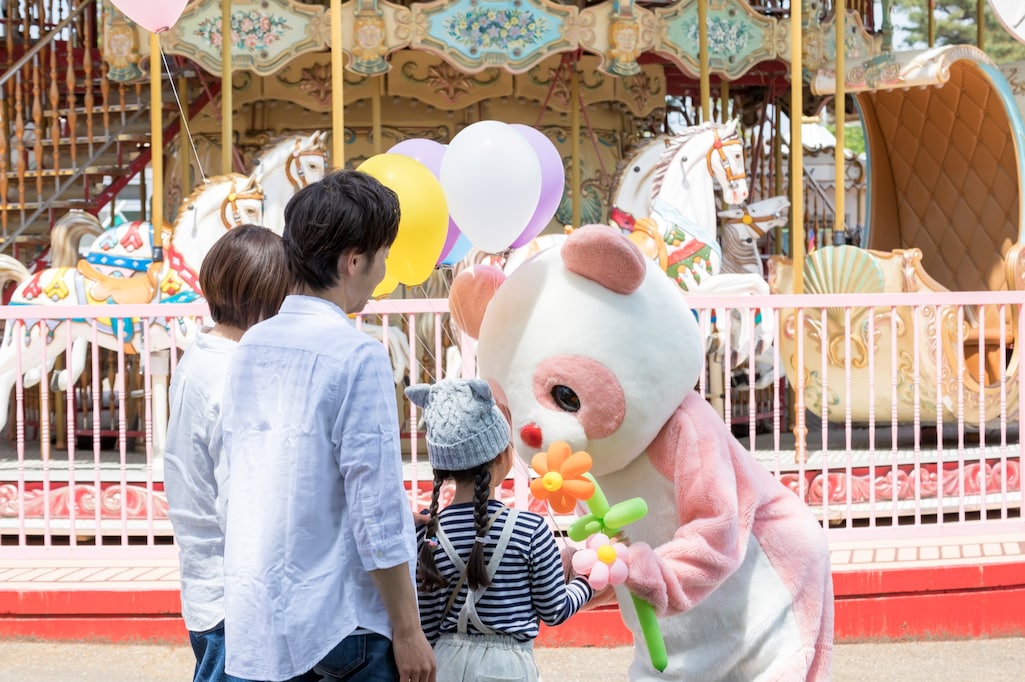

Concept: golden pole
[[149, 33, 163, 232], [372, 76, 382, 155], [221, 0, 232, 174], [698, 0, 710, 122], [719, 79, 729, 123], [977, 0, 984, 51], [570, 62, 581, 229], [331, 0, 345, 166], [928, 0, 935, 47], [790, 0, 804, 293], [834, 2, 845, 244]]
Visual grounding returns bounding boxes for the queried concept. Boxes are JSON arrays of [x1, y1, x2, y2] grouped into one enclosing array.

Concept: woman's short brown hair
[[199, 224, 288, 331]]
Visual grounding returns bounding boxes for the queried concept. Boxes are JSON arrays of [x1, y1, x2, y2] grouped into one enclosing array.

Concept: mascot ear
[[450, 265, 505, 340], [563, 224, 646, 295]]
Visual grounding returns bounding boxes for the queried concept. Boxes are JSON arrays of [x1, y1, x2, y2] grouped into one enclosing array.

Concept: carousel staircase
[[0, 0, 215, 259]]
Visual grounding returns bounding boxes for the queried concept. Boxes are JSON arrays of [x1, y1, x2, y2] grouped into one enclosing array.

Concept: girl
[[406, 378, 594, 681]]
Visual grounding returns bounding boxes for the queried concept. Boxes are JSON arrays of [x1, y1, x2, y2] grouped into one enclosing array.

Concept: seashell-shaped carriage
[[768, 46, 1025, 426]]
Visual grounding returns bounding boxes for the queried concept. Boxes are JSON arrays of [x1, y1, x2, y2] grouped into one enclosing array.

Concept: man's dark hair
[[200, 224, 288, 330], [282, 169, 400, 290]]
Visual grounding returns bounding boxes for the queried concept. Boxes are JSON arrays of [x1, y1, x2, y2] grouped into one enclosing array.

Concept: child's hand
[[559, 545, 578, 581], [413, 509, 430, 527]]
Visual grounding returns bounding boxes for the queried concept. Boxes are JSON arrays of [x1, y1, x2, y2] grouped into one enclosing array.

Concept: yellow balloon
[[357, 153, 448, 286], [373, 271, 399, 299]]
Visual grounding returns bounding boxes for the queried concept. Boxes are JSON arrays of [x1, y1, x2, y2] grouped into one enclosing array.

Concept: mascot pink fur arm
[[628, 393, 833, 678], [451, 225, 833, 680]]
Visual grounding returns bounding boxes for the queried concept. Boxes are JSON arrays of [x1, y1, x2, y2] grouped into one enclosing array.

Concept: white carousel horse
[[0, 173, 264, 450], [609, 118, 749, 290], [707, 195, 790, 381], [28, 133, 328, 395], [249, 130, 329, 235]]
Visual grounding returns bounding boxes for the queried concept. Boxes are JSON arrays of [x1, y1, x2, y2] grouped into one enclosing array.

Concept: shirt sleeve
[[332, 340, 416, 572], [527, 516, 594, 626]]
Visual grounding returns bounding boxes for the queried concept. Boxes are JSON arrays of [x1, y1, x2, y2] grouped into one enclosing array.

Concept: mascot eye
[[551, 385, 581, 412]]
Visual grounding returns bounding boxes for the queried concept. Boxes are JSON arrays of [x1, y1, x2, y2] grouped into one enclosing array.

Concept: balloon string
[[159, 46, 208, 184]]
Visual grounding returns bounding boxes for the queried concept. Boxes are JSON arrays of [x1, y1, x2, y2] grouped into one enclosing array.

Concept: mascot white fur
[[449, 225, 833, 681]]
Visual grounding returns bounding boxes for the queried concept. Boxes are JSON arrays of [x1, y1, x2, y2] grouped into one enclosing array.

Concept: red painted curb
[[2, 561, 1024, 645]]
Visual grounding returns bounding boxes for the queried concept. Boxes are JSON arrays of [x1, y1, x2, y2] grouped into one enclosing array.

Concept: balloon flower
[[572, 533, 629, 591], [529, 441, 668, 673]]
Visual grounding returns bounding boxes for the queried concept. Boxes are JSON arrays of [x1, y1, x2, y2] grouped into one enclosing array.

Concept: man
[[222, 170, 435, 682]]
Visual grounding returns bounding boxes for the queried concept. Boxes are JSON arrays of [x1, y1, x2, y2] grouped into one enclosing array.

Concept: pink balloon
[[388, 138, 464, 265], [508, 125, 565, 249], [111, 0, 188, 33]]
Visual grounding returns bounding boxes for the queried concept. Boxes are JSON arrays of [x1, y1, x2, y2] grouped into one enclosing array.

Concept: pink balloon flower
[[571, 533, 629, 591]]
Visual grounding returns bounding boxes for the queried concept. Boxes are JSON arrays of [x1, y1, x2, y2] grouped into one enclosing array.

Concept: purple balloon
[[508, 125, 565, 249], [389, 138, 464, 265], [387, 138, 445, 176]]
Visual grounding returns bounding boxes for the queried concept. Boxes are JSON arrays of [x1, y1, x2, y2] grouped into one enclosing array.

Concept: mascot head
[[449, 225, 704, 477]]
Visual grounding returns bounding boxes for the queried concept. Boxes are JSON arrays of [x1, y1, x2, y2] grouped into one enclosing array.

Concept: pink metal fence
[[0, 293, 1021, 555]]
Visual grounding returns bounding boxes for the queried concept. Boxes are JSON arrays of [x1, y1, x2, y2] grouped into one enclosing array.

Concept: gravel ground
[[1, 637, 1023, 681]]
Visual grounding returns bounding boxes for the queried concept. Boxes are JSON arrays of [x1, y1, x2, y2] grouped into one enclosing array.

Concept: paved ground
[[0, 637, 1023, 680]]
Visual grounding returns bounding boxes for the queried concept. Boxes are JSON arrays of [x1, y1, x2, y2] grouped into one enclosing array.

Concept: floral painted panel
[[413, 0, 577, 74], [163, 0, 329, 76], [654, 0, 776, 80]]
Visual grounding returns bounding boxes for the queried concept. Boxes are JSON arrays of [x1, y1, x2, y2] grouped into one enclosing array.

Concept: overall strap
[[457, 508, 521, 635], [436, 506, 507, 625]]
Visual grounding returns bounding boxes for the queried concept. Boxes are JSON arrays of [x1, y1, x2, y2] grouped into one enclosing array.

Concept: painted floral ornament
[[571, 533, 629, 591], [529, 441, 595, 513]]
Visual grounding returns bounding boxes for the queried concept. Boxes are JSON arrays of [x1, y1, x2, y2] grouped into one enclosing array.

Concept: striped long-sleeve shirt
[[417, 499, 594, 644]]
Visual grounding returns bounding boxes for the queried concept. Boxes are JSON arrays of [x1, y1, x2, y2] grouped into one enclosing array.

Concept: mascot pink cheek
[[529, 355, 626, 441]]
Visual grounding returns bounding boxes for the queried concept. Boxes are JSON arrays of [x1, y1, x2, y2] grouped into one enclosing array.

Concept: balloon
[[111, 0, 188, 33], [358, 154, 448, 286], [508, 125, 565, 248], [440, 233, 472, 267], [373, 272, 399, 299], [388, 139, 464, 266], [440, 121, 542, 253]]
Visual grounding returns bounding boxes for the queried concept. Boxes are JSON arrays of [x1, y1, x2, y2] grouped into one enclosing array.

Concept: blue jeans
[[190, 622, 247, 682], [282, 632, 398, 682]]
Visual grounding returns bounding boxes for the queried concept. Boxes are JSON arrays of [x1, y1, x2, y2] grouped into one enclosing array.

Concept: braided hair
[[416, 461, 495, 593]]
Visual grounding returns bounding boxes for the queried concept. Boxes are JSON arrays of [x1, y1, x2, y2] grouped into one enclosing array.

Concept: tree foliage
[[891, 0, 1025, 63]]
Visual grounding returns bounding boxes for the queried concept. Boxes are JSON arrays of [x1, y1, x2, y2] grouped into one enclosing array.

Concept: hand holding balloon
[[530, 442, 667, 672]]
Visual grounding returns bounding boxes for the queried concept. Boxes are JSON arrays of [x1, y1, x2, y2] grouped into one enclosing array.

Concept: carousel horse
[[609, 118, 749, 290], [249, 130, 329, 234], [0, 173, 264, 449], [27, 132, 328, 395]]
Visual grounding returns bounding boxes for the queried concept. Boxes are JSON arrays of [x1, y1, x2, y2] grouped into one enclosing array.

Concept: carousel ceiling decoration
[[110, 0, 881, 83], [161, 0, 330, 76]]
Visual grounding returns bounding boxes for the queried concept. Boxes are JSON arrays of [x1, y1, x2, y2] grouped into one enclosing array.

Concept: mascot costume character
[[449, 225, 833, 680]]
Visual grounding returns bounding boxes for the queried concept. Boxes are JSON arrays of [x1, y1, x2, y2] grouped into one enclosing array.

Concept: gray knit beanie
[[405, 378, 510, 471]]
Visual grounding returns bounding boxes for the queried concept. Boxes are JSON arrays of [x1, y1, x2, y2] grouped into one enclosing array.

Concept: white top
[[164, 331, 237, 632], [222, 295, 417, 681]]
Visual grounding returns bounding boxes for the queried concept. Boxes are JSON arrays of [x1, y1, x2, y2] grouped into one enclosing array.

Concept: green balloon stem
[[632, 595, 668, 673]]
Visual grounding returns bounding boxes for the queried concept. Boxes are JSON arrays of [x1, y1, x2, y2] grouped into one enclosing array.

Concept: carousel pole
[[834, 2, 845, 245], [149, 34, 163, 231], [372, 76, 382, 155], [928, 0, 935, 47], [790, 0, 806, 462], [977, 0, 984, 52], [331, 0, 345, 166], [698, 0, 710, 122], [790, 0, 804, 293], [570, 56, 581, 229], [221, 0, 232, 174]]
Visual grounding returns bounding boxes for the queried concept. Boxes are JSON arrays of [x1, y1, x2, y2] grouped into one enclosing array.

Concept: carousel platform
[[1, 428, 1023, 644]]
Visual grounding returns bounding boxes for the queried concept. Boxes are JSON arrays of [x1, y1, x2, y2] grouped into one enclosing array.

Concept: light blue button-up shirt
[[164, 331, 237, 633], [222, 295, 416, 681]]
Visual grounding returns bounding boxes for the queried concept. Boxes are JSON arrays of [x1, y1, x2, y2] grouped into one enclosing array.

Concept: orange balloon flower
[[529, 441, 595, 514]]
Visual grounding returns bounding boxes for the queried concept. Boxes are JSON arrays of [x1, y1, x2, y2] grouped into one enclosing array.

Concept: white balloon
[[440, 121, 542, 253]]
